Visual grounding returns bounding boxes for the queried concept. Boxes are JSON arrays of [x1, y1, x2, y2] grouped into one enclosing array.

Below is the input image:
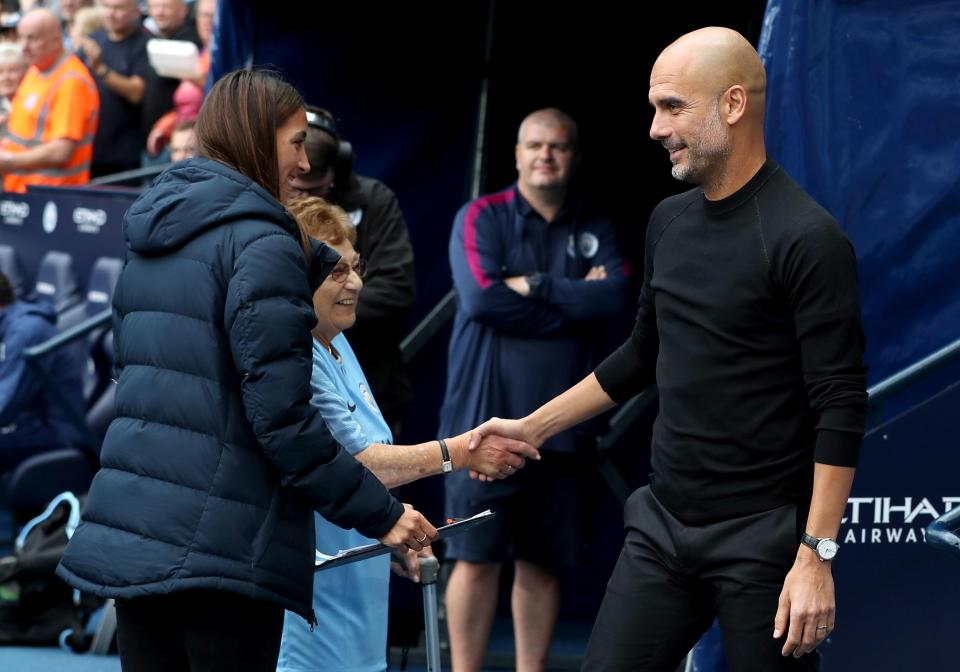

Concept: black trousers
[[583, 487, 820, 672], [115, 589, 285, 672]]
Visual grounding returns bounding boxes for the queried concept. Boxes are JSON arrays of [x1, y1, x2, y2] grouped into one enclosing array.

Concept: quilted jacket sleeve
[[224, 231, 403, 538]]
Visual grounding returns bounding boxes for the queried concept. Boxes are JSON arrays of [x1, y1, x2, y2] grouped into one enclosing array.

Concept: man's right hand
[[468, 416, 538, 451], [464, 433, 540, 480], [378, 503, 438, 552], [466, 417, 542, 481]]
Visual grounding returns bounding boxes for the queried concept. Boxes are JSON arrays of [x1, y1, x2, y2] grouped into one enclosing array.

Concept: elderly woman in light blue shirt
[[277, 197, 538, 672]]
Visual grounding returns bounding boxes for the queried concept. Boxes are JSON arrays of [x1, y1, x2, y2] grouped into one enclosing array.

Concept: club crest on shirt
[[569, 232, 600, 259], [358, 382, 381, 413], [578, 232, 600, 259]]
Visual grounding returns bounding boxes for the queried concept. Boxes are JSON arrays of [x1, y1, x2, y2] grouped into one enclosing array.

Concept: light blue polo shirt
[[277, 334, 393, 672]]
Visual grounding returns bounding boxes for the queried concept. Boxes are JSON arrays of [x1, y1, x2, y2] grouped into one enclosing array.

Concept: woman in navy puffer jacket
[[57, 70, 436, 672]]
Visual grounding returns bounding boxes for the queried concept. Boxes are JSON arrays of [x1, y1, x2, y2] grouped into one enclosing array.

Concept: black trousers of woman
[[115, 589, 284, 671]]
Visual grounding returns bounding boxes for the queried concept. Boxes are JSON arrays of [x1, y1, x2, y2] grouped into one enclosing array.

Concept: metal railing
[[866, 335, 960, 427], [399, 290, 457, 365], [88, 164, 168, 187]]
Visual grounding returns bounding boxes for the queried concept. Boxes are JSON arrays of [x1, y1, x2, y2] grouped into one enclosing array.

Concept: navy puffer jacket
[[57, 159, 403, 618]]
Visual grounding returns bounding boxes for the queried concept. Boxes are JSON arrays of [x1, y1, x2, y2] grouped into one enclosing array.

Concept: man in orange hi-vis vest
[[0, 9, 99, 193]]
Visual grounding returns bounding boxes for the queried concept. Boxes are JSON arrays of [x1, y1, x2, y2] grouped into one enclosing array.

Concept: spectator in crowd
[[0, 8, 98, 193], [289, 106, 415, 436], [57, 0, 93, 52], [168, 118, 196, 161], [469, 28, 868, 671], [0, 41, 25, 112], [0, 16, 15, 44], [142, 0, 190, 38], [67, 5, 103, 56], [146, 0, 215, 157], [57, 69, 435, 672], [141, 0, 200, 165], [0, 270, 85, 476], [81, 0, 150, 177], [441, 107, 628, 672], [277, 196, 539, 672]]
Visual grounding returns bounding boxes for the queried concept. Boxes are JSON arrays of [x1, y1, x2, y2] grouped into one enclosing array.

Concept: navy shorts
[[442, 451, 590, 570]]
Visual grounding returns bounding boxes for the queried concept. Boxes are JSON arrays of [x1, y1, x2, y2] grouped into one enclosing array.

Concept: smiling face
[[648, 50, 732, 187], [275, 109, 310, 204], [312, 239, 363, 344]]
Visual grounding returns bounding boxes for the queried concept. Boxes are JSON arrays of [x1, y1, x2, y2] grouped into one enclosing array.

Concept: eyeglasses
[[330, 258, 366, 283]]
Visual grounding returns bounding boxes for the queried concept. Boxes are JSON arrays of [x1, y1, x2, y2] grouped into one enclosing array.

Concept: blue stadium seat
[[57, 256, 123, 332], [0, 244, 26, 297], [86, 381, 116, 446], [1, 449, 95, 512], [52, 257, 123, 406], [32, 250, 81, 315], [83, 257, 122, 317]]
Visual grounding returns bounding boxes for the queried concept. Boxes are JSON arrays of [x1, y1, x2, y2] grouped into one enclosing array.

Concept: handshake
[[458, 416, 540, 482], [378, 416, 541, 554]]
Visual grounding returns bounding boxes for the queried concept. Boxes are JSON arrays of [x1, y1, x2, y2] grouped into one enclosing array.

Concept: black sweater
[[595, 161, 867, 524]]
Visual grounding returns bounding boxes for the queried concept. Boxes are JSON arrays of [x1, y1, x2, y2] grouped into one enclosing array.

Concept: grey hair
[[516, 107, 580, 148]]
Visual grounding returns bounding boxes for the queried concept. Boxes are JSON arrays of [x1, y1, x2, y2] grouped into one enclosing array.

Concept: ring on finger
[[415, 532, 427, 543]]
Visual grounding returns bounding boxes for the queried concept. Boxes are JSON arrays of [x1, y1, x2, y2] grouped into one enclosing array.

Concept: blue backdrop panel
[[210, 1, 482, 325], [830, 382, 960, 670], [760, 0, 960, 386], [0, 186, 131, 289]]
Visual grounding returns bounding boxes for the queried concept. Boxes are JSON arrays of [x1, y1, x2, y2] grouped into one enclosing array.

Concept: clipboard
[[315, 509, 496, 571]]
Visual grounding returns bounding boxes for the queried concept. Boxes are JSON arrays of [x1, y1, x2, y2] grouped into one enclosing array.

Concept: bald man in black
[[468, 27, 866, 671]]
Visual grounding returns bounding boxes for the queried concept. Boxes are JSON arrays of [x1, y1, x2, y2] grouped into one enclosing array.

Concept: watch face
[[817, 538, 839, 560]]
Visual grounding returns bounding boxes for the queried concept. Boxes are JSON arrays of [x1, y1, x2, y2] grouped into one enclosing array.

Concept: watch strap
[[801, 532, 820, 552], [437, 438, 453, 473]]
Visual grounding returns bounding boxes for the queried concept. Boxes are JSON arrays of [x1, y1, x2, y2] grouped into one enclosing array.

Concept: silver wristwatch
[[801, 533, 839, 561]]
